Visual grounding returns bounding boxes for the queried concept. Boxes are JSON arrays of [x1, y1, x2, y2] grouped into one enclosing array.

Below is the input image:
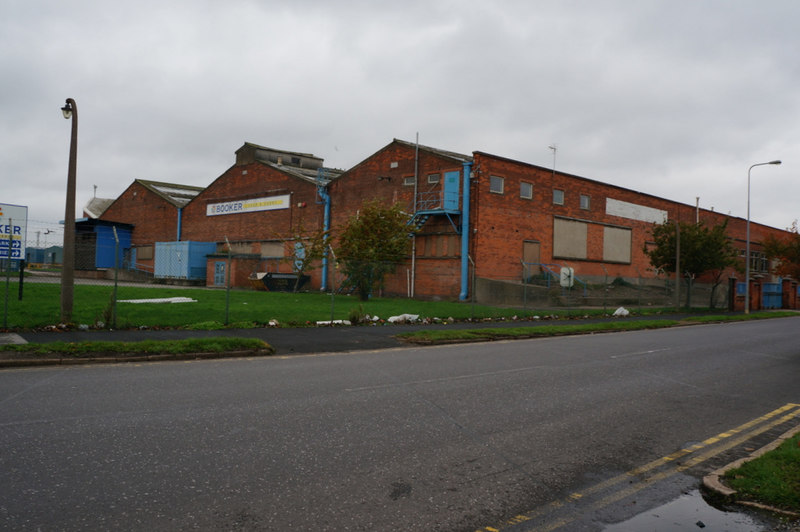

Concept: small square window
[[553, 189, 564, 205], [403, 176, 415, 186], [580, 194, 590, 210], [520, 181, 533, 199], [427, 173, 440, 184], [490, 175, 505, 194]]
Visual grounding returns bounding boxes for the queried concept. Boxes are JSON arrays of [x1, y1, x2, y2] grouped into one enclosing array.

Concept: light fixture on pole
[[745, 159, 781, 314], [61, 98, 78, 323]]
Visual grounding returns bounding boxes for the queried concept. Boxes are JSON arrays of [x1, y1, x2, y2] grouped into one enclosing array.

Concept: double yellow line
[[477, 403, 800, 532]]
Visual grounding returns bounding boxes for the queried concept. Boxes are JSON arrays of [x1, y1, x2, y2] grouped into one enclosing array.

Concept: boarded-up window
[[137, 245, 154, 260], [260, 241, 285, 258], [418, 235, 459, 257], [603, 226, 632, 263], [447, 235, 459, 256], [553, 218, 587, 259]]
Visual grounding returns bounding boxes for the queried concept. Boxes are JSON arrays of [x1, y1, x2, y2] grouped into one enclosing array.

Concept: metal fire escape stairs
[[407, 170, 462, 234]]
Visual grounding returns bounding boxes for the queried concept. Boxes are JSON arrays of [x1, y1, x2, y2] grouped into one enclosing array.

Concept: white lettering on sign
[[206, 194, 290, 216], [0, 203, 28, 259], [606, 198, 668, 224]]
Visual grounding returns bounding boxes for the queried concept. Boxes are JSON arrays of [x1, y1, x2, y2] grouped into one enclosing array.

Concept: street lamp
[[61, 98, 77, 323], [745, 159, 781, 314]]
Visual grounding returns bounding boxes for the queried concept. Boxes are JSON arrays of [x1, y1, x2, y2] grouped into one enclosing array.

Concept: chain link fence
[[5, 225, 739, 330], [472, 261, 731, 313]]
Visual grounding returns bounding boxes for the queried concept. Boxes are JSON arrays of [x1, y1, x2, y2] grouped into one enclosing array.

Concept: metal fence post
[[225, 236, 231, 326], [3, 220, 12, 328], [112, 226, 119, 328], [521, 260, 527, 312]]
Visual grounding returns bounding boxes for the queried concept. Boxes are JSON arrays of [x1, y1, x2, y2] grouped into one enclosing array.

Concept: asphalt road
[[1, 316, 798, 531]]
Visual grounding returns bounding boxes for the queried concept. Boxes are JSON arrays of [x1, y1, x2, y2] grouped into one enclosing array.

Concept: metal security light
[[60, 98, 78, 322], [745, 159, 781, 314]]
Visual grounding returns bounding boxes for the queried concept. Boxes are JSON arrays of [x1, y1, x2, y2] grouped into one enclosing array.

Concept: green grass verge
[[1, 281, 688, 329], [2, 282, 552, 329], [682, 311, 799, 323], [723, 432, 800, 513], [0, 337, 272, 358], [397, 319, 681, 344]]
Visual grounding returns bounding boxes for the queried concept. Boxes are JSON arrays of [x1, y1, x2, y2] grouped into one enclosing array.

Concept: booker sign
[[0, 203, 28, 260], [206, 194, 290, 216]]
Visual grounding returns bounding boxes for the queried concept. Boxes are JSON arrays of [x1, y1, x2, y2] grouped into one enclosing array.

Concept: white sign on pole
[[0, 203, 28, 260], [559, 266, 574, 288]]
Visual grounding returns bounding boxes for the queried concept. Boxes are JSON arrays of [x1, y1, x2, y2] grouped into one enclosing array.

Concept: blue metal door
[[214, 261, 226, 286], [443, 170, 460, 211], [762, 281, 782, 309]]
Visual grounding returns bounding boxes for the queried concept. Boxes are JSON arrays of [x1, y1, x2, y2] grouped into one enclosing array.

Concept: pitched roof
[[393, 138, 473, 163], [83, 197, 115, 219], [135, 179, 205, 207], [237, 142, 344, 185]]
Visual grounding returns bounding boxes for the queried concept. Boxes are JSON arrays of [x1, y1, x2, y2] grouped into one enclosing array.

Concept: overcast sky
[[2, 0, 797, 245]]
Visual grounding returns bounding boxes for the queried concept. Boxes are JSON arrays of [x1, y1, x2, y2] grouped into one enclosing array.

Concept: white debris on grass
[[613, 307, 630, 317], [387, 314, 420, 323], [118, 297, 198, 304], [316, 320, 353, 326]]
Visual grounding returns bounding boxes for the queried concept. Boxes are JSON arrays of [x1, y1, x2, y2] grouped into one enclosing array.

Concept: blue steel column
[[459, 161, 472, 300], [318, 186, 331, 290]]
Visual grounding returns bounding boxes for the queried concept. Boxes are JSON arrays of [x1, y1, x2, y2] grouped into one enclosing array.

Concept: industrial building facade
[[94, 139, 796, 307]]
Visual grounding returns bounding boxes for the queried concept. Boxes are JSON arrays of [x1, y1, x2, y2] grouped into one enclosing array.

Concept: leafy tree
[[335, 200, 415, 301], [280, 219, 329, 292], [644, 220, 740, 308], [763, 220, 800, 280]]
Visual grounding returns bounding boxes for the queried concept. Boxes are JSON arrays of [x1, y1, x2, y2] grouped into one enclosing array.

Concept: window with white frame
[[403, 176, 415, 186], [427, 173, 440, 184], [553, 189, 564, 205], [580, 194, 591, 210], [520, 181, 533, 199], [490, 175, 505, 194]]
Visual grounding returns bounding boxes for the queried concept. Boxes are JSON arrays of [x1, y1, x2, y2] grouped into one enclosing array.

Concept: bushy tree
[[282, 220, 329, 292], [644, 220, 739, 308], [763, 220, 800, 280], [335, 200, 415, 301]]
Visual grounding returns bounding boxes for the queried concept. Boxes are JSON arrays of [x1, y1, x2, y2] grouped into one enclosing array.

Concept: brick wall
[[327, 141, 469, 299], [99, 181, 180, 273], [181, 161, 326, 288], [470, 151, 791, 287]]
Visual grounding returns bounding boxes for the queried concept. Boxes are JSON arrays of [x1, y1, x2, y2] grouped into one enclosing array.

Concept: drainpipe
[[411, 133, 419, 298], [318, 186, 331, 290], [459, 161, 472, 300], [177, 207, 183, 241]]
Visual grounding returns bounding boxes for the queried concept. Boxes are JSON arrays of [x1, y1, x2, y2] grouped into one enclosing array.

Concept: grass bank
[[0, 281, 690, 330], [0, 337, 272, 359], [724, 431, 800, 515], [397, 311, 799, 344]]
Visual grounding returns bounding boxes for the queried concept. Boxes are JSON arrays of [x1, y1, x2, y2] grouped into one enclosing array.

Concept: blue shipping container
[[154, 241, 217, 279]]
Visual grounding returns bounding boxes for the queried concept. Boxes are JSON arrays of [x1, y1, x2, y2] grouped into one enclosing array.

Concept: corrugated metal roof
[[393, 138, 473, 163], [83, 197, 115, 218], [136, 179, 205, 207]]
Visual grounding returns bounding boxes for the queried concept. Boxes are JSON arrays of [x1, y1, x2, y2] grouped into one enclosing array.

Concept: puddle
[[603, 490, 769, 531]]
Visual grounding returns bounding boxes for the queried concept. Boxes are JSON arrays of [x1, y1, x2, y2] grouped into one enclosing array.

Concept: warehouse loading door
[[443, 170, 460, 211], [523, 241, 541, 277]]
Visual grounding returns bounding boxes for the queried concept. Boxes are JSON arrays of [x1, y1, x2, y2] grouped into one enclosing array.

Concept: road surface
[[1, 317, 798, 530]]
